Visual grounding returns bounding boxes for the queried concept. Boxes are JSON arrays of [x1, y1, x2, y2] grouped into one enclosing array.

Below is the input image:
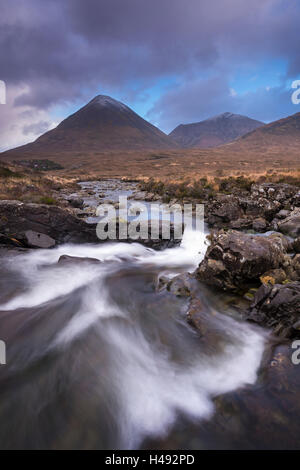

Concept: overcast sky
[[0, 0, 300, 150]]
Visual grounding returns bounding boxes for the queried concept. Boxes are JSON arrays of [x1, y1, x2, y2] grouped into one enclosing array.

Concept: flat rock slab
[[57, 255, 101, 265], [25, 230, 56, 249]]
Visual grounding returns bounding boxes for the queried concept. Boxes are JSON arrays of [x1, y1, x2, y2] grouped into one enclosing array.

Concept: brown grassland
[[1, 143, 299, 184]]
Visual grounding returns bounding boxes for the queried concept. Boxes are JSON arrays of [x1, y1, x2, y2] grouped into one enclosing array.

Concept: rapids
[[0, 224, 267, 449]]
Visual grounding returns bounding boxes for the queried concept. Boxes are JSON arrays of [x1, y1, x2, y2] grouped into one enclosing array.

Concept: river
[[0, 180, 299, 450]]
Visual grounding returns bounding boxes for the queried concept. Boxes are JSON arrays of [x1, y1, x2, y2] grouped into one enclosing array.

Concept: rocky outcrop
[[247, 282, 300, 338], [0, 200, 182, 250], [206, 182, 299, 232], [195, 230, 287, 292], [0, 200, 98, 246]]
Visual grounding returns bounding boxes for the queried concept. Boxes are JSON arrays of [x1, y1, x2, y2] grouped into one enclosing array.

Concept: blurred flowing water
[[0, 182, 299, 450]]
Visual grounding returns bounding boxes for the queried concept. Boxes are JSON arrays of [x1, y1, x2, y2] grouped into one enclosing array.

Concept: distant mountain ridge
[[169, 112, 264, 148], [225, 111, 300, 151]]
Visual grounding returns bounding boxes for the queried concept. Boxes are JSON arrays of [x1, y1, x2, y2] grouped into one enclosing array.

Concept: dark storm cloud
[[0, 0, 300, 137], [147, 78, 297, 132]]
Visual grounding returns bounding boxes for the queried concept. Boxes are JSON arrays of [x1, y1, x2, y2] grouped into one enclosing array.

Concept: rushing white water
[[0, 227, 267, 449]]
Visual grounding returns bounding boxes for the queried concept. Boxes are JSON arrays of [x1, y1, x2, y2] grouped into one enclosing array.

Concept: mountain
[[228, 111, 300, 149], [1, 95, 177, 160], [169, 112, 264, 148]]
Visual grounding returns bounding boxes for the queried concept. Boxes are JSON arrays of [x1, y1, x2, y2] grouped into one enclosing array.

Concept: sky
[[0, 0, 300, 151]]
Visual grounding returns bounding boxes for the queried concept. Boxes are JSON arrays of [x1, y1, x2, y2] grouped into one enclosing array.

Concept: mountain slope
[[229, 111, 300, 149], [1, 95, 177, 159], [169, 112, 264, 148]]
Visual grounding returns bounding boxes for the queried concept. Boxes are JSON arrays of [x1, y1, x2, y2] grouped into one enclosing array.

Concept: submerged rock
[[166, 273, 194, 297], [58, 254, 101, 265]]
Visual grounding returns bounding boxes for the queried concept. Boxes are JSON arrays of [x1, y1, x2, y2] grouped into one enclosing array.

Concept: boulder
[[0, 200, 182, 250], [206, 195, 243, 228], [195, 230, 286, 292], [0, 200, 98, 245], [247, 282, 300, 338], [278, 208, 300, 238]]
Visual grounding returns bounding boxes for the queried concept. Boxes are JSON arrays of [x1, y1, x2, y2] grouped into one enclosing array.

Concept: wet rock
[[247, 281, 300, 338], [0, 200, 99, 246], [156, 275, 169, 291], [278, 208, 300, 238], [58, 255, 101, 265], [25, 230, 56, 249], [195, 230, 286, 292], [166, 273, 193, 297]]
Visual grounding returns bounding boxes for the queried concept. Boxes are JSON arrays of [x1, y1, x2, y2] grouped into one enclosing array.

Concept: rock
[[247, 282, 300, 338], [0, 200, 99, 245], [291, 190, 300, 207], [207, 195, 243, 227], [252, 217, 267, 232], [260, 268, 287, 286], [278, 208, 300, 238], [251, 183, 299, 204], [293, 238, 300, 253], [266, 232, 293, 252], [292, 254, 300, 276], [166, 273, 193, 297], [229, 217, 253, 230], [58, 255, 101, 265], [67, 197, 84, 209], [25, 230, 56, 249], [156, 275, 169, 291], [241, 197, 281, 221], [195, 230, 286, 292], [276, 209, 291, 220], [0, 233, 24, 247]]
